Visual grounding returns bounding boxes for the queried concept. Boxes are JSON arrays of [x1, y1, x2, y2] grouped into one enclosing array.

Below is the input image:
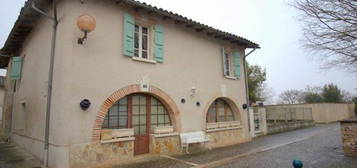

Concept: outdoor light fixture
[[77, 14, 96, 44]]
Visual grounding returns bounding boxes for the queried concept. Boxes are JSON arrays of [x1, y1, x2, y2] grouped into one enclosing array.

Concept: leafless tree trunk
[[292, 0, 357, 73]]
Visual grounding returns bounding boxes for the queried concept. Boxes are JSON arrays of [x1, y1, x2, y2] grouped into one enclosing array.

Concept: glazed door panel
[[132, 95, 150, 155]]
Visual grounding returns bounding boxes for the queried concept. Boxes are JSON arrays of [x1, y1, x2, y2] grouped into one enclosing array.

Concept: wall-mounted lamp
[[77, 14, 96, 44]]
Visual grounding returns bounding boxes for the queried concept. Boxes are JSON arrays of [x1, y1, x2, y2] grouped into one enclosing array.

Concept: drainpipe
[[32, 1, 58, 167], [243, 48, 257, 133]]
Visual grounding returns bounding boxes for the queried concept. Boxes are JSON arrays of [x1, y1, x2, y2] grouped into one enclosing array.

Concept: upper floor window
[[222, 47, 241, 79], [123, 13, 164, 63], [134, 25, 149, 59]]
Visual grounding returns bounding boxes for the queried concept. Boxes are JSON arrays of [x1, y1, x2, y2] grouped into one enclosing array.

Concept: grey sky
[[1, 0, 356, 101]]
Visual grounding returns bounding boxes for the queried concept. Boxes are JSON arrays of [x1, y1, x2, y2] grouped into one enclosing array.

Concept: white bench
[[180, 131, 209, 153]]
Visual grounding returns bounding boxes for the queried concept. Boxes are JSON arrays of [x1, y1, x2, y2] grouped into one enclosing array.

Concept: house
[[0, 0, 259, 168]]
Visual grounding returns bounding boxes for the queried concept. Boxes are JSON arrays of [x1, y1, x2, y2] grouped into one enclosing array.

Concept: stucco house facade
[[0, 0, 259, 168]]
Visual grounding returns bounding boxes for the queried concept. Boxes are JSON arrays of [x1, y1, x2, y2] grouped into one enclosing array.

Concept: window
[[134, 25, 149, 59], [102, 94, 172, 134], [207, 99, 235, 123], [150, 96, 171, 132], [224, 52, 231, 76], [124, 13, 164, 62], [222, 47, 241, 78], [102, 97, 128, 129]]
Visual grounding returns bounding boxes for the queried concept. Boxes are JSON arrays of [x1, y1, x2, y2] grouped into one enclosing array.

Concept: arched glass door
[[102, 94, 171, 155]]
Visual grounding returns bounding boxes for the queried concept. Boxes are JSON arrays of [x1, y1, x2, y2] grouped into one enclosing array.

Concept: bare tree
[[279, 89, 305, 104], [292, 0, 357, 73]]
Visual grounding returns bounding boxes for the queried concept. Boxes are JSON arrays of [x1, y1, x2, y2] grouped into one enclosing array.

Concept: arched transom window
[[102, 94, 171, 134], [207, 98, 235, 123]]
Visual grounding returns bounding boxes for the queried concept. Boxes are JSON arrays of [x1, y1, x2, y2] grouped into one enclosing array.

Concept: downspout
[[32, 1, 58, 167], [243, 48, 256, 133]]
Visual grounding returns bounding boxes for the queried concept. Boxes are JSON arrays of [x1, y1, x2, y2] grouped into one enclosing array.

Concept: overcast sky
[[1, 0, 356, 102]]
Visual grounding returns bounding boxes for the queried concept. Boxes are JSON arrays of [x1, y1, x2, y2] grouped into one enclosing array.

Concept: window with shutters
[[222, 49, 234, 78], [123, 13, 164, 63], [134, 25, 150, 59], [222, 47, 241, 79]]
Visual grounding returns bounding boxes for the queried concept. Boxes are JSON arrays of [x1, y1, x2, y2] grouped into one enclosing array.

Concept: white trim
[[224, 76, 237, 80], [152, 132, 179, 138], [100, 137, 135, 144], [132, 57, 157, 64], [206, 125, 243, 132]]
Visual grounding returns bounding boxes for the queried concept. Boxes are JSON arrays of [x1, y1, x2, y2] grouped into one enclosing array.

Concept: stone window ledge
[[224, 76, 238, 80], [206, 125, 243, 133], [152, 132, 179, 138], [100, 137, 135, 144], [132, 57, 157, 64]]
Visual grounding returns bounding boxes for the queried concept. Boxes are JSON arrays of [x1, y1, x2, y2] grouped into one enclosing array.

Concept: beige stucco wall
[[0, 88, 5, 121], [7, 0, 251, 167], [265, 103, 356, 123]]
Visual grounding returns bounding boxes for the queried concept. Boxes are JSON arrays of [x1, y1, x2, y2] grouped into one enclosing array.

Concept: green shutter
[[123, 13, 135, 57], [11, 56, 22, 80], [154, 25, 164, 63], [233, 52, 241, 78]]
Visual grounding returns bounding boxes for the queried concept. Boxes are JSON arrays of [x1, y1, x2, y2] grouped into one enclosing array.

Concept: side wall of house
[[5, 1, 70, 165]]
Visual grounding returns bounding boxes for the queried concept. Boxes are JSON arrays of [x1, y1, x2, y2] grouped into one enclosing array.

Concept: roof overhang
[[0, 0, 260, 68]]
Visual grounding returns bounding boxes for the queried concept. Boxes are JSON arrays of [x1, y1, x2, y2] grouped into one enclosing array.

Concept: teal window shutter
[[123, 13, 135, 57], [154, 25, 164, 63], [233, 52, 241, 78], [11, 56, 23, 80]]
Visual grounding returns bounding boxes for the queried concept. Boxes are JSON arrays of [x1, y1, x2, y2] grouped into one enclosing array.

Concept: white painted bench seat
[[180, 131, 209, 153]]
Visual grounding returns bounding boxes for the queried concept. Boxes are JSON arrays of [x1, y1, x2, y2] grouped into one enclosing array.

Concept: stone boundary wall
[[340, 118, 357, 157], [264, 103, 356, 123], [267, 121, 315, 134]]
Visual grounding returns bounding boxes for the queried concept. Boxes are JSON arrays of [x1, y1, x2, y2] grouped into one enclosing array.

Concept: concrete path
[[0, 123, 355, 168], [0, 142, 42, 168], [115, 123, 357, 168]]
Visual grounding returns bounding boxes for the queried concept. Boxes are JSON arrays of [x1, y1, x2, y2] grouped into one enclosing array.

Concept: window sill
[[152, 132, 179, 138], [132, 57, 157, 64], [224, 76, 237, 80], [206, 125, 243, 133], [100, 137, 135, 144]]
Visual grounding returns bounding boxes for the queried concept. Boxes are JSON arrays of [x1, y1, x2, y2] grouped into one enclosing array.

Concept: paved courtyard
[[0, 123, 356, 168], [116, 123, 357, 168]]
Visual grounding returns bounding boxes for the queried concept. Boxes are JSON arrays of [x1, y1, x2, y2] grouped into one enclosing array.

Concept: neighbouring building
[[0, 0, 259, 168], [0, 76, 5, 136]]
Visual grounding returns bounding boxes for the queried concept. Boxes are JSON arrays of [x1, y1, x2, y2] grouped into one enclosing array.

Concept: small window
[[134, 25, 150, 59], [224, 52, 231, 76], [207, 99, 236, 123], [222, 48, 234, 78]]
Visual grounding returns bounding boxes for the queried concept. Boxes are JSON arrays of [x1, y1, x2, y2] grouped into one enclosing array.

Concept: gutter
[[243, 48, 257, 133]]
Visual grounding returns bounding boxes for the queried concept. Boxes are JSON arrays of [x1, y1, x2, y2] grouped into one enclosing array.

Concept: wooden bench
[[180, 131, 209, 153]]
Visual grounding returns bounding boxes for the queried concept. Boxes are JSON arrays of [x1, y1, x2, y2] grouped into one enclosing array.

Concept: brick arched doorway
[[92, 85, 181, 142]]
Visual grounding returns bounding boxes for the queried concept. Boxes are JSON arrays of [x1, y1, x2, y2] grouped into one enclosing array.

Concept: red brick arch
[[92, 84, 181, 142]]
